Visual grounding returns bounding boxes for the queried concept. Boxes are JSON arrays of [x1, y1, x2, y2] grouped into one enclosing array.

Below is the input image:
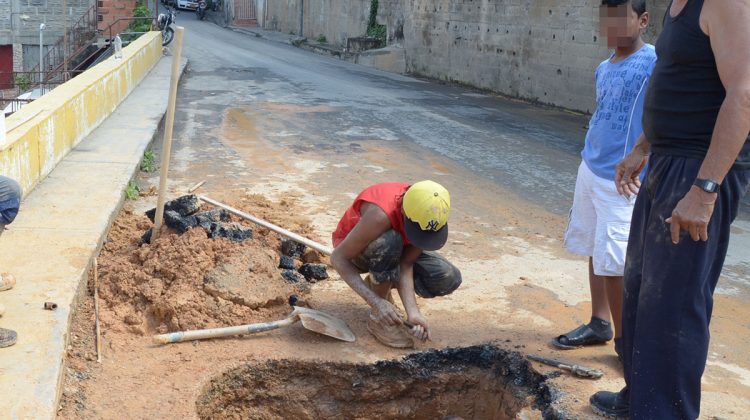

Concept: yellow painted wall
[[1, 31, 163, 196]]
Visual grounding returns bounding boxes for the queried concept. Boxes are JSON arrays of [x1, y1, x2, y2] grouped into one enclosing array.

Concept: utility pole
[[39, 23, 46, 80]]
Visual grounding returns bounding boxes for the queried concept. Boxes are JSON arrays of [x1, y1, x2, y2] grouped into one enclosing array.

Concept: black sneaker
[[590, 389, 629, 419]]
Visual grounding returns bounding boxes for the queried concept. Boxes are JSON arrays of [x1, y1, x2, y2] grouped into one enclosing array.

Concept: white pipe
[[199, 195, 334, 256]]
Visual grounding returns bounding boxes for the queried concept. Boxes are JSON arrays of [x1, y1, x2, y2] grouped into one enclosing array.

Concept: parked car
[[176, 0, 199, 10]]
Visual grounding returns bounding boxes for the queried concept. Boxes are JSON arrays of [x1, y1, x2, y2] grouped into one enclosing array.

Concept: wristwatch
[[693, 178, 720, 193]]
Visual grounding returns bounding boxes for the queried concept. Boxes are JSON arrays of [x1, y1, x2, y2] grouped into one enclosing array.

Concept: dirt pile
[[95, 196, 326, 335], [196, 345, 559, 420]]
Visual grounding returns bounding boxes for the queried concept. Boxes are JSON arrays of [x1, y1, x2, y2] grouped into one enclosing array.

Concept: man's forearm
[[698, 91, 750, 183], [633, 133, 651, 155], [396, 265, 421, 317]]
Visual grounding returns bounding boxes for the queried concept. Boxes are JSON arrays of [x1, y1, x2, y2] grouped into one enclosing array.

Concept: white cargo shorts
[[564, 162, 636, 277]]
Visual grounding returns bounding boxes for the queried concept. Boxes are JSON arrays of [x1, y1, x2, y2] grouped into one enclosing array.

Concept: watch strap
[[693, 178, 720, 193]]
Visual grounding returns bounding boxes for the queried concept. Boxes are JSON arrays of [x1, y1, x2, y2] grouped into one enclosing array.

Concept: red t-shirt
[[332, 183, 410, 247]]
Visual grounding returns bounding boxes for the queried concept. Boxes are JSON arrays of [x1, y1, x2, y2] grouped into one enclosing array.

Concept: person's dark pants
[[352, 230, 462, 298], [622, 154, 750, 419]]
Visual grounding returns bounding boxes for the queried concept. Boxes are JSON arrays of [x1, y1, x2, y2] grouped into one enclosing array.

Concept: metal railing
[[0, 71, 75, 95], [0, 98, 35, 116], [103, 17, 155, 42], [71, 17, 154, 73], [1, 13, 154, 114], [31, 4, 99, 83]]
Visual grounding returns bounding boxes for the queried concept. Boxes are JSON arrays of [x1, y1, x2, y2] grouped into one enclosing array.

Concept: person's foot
[[367, 314, 414, 348], [0, 273, 16, 292], [590, 389, 629, 419], [0, 327, 17, 348], [552, 317, 614, 349]]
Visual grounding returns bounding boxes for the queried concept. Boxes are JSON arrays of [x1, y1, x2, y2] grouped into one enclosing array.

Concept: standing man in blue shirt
[[553, 0, 656, 360]]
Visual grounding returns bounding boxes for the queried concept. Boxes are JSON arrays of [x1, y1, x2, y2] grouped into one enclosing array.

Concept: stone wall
[[0, 0, 95, 45], [378, 0, 669, 113], [262, 0, 670, 113], [264, 0, 371, 47]]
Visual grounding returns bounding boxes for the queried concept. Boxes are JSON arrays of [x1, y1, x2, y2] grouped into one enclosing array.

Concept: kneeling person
[[331, 181, 461, 348]]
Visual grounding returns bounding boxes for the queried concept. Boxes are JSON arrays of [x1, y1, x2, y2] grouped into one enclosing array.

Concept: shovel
[[152, 306, 356, 344]]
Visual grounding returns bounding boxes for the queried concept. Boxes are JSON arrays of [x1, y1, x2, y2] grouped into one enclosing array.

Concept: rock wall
[[0, 0, 95, 45], [379, 0, 668, 113], [263, 0, 670, 112], [264, 0, 371, 47]]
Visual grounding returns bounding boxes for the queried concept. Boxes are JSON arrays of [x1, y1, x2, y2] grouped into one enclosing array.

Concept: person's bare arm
[[666, 0, 750, 244], [395, 246, 431, 341], [331, 203, 402, 326], [615, 133, 651, 197]]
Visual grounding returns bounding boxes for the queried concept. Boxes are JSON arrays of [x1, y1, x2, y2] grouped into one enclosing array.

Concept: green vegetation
[[126, 181, 140, 200], [366, 0, 387, 44], [14, 74, 32, 92], [125, 1, 153, 41], [141, 149, 157, 172], [316, 34, 327, 44]]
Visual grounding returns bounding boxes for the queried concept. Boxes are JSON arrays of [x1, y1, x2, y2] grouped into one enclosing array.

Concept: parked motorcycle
[[196, 0, 207, 20], [157, 7, 176, 46]]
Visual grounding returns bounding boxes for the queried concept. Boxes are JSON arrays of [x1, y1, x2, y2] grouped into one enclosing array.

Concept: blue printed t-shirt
[[582, 44, 657, 181]]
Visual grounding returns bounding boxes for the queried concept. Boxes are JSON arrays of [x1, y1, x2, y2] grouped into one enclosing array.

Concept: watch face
[[696, 179, 719, 193]]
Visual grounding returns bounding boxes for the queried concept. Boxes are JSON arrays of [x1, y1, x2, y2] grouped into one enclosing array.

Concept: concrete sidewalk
[[0, 56, 186, 419]]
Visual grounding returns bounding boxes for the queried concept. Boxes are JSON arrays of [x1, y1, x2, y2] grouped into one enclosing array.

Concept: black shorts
[[352, 230, 461, 298]]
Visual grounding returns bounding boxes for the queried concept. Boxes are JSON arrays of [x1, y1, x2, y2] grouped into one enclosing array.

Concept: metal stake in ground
[[526, 354, 603, 379], [153, 26, 186, 239]]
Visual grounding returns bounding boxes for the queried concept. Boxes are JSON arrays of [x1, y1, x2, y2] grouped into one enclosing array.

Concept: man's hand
[[615, 141, 649, 197], [407, 312, 431, 342], [371, 298, 403, 326], [665, 186, 717, 244]]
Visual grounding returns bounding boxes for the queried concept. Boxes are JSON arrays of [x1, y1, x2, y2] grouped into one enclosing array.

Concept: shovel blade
[[295, 306, 356, 342]]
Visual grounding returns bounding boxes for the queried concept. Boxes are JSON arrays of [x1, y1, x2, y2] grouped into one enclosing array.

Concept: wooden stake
[[94, 258, 102, 363], [188, 180, 206, 193], [153, 26, 186, 239]]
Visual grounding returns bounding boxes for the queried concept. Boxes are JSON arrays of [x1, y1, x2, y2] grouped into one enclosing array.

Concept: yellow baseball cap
[[403, 180, 451, 251]]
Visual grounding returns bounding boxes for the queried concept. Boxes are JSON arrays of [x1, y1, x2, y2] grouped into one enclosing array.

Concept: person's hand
[[371, 298, 402, 326], [407, 313, 431, 342], [615, 149, 649, 197], [665, 186, 717, 244]]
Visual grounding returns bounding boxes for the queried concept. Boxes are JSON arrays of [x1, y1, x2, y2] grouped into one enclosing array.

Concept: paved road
[[177, 18, 749, 218], [175, 18, 593, 215], [171, 18, 748, 279]]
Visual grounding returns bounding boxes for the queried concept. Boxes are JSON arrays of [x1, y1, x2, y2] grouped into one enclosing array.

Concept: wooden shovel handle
[[153, 315, 298, 344]]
